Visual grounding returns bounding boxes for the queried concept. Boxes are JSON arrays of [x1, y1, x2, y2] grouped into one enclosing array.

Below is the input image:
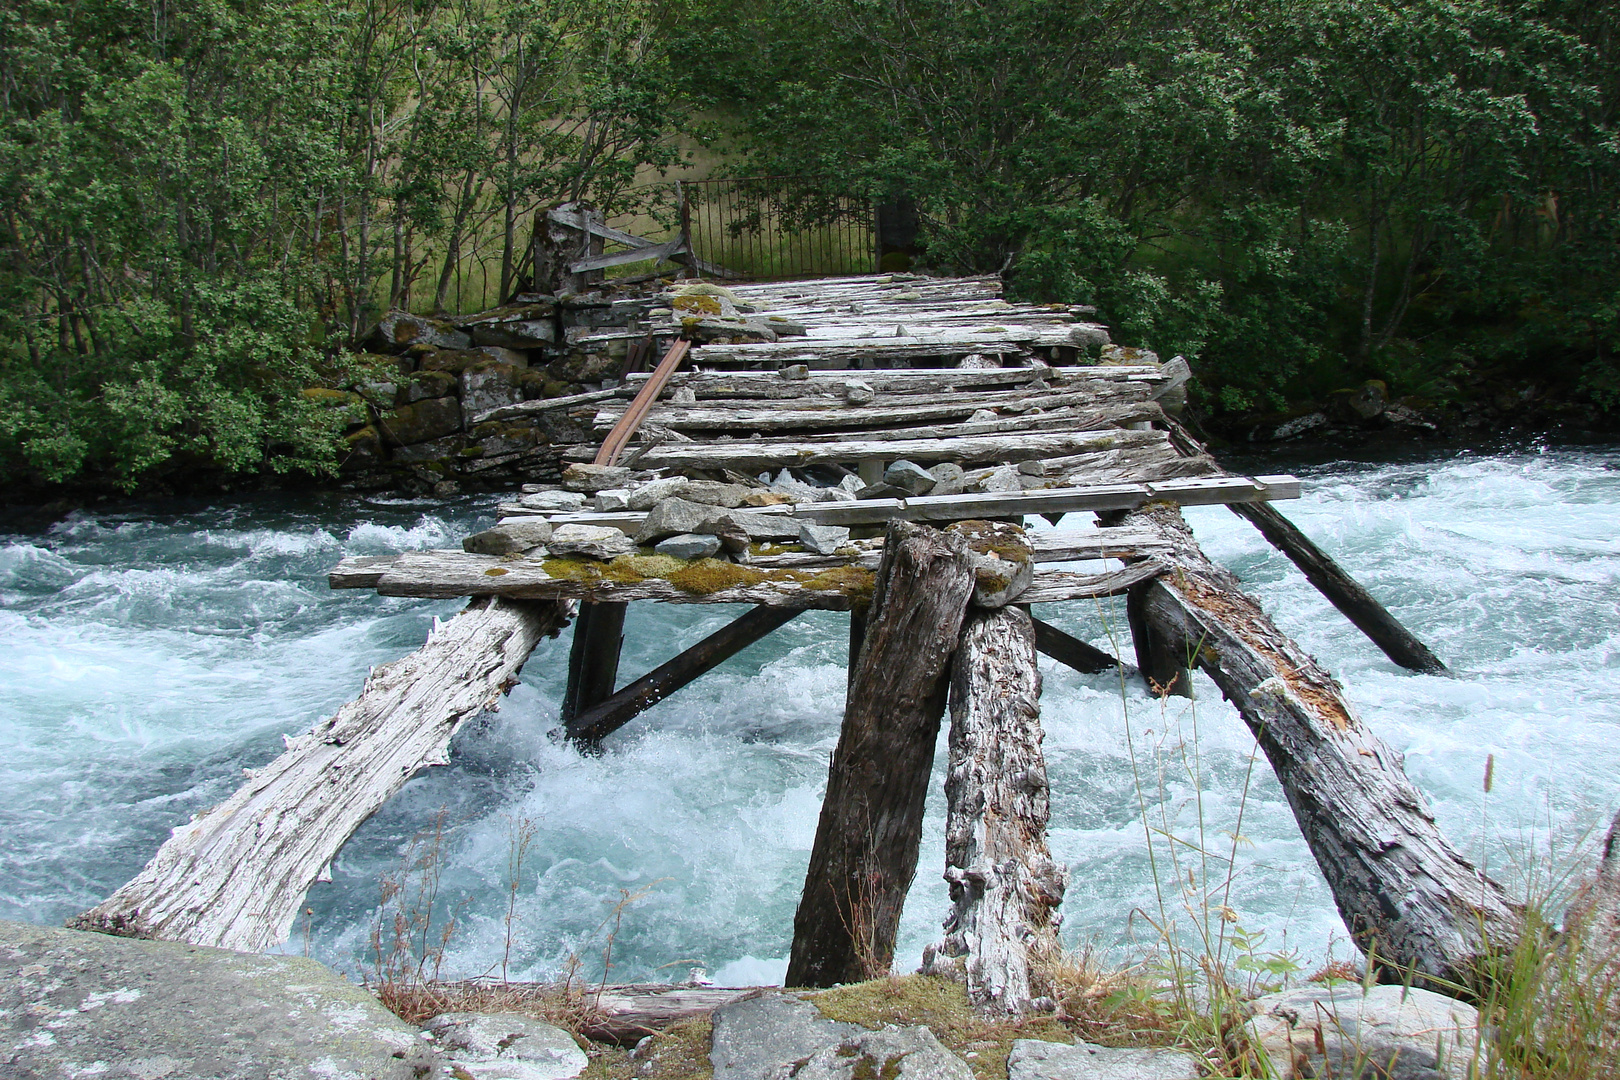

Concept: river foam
[[2, 448, 1615, 984]]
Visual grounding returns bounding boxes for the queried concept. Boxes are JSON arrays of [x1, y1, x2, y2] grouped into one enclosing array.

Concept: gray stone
[[817, 487, 856, 503], [547, 524, 636, 560], [927, 463, 966, 496], [424, 1012, 586, 1080], [672, 386, 698, 404], [838, 474, 865, 493], [948, 519, 1034, 608], [710, 994, 863, 1080], [0, 917, 427, 1080], [797, 522, 851, 555], [374, 309, 472, 351], [1269, 413, 1327, 441], [635, 497, 715, 544], [958, 353, 998, 369], [979, 465, 1023, 493], [463, 520, 553, 555], [561, 463, 632, 492], [472, 320, 557, 349], [461, 363, 523, 418], [769, 1026, 973, 1080], [656, 533, 722, 560], [593, 489, 631, 512], [475, 346, 529, 367], [518, 490, 586, 511], [1017, 458, 1050, 477], [682, 481, 753, 508], [1007, 1038, 1201, 1080], [700, 510, 799, 542], [882, 460, 937, 495], [626, 476, 692, 511], [769, 470, 823, 503], [1068, 324, 1111, 348], [842, 380, 875, 405], [1246, 983, 1480, 1080], [1100, 345, 1159, 366], [778, 364, 811, 380], [968, 408, 999, 422]]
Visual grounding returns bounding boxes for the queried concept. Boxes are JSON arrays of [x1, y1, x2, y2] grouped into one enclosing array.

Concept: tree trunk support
[[1030, 615, 1119, 675], [1127, 504, 1518, 990], [1126, 582, 1189, 697], [567, 605, 802, 745], [848, 606, 869, 689], [786, 520, 976, 987], [70, 597, 572, 952], [928, 605, 1066, 1011], [1229, 500, 1445, 673], [562, 601, 627, 724]]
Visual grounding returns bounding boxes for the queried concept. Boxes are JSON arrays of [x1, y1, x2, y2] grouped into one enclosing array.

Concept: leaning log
[[929, 606, 1067, 1011], [1229, 500, 1446, 673], [71, 597, 572, 953], [1030, 616, 1119, 675], [1127, 504, 1518, 990], [786, 521, 976, 987]]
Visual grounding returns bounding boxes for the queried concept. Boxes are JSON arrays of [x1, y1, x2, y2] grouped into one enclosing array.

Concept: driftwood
[[580, 985, 763, 1045], [567, 605, 802, 744], [70, 597, 572, 952], [787, 521, 977, 987], [1127, 504, 1520, 990], [929, 606, 1066, 1011], [1229, 500, 1446, 674]]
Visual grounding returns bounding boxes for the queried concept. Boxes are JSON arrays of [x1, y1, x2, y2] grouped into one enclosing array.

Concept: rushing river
[[3, 445, 1618, 986]]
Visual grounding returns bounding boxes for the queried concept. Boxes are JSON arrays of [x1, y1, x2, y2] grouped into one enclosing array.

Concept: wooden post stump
[[1127, 504, 1519, 990], [928, 605, 1066, 1011], [786, 520, 976, 987], [561, 601, 627, 723]]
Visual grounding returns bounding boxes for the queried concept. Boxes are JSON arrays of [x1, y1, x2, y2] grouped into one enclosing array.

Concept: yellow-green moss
[[667, 559, 769, 594], [798, 565, 877, 604], [484, 567, 509, 577]]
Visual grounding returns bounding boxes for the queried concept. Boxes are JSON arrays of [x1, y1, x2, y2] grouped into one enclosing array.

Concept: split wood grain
[[69, 597, 572, 953]]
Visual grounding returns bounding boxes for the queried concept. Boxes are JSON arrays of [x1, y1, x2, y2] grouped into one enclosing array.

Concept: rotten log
[[928, 605, 1066, 1011], [1229, 500, 1445, 674], [567, 604, 802, 744], [70, 596, 573, 952], [1030, 616, 1120, 675], [786, 520, 977, 987], [1127, 504, 1519, 990]]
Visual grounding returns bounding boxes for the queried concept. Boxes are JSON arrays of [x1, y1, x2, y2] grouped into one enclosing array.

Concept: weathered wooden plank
[[929, 606, 1065, 1012], [1128, 504, 1520, 990], [1017, 559, 1167, 603], [787, 521, 977, 986], [609, 402, 1167, 445], [327, 555, 399, 590], [566, 605, 802, 744], [69, 597, 573, 952], [1030, 617, 1120, 674], [1229, 500, 1446, 674], [470, 386, 630, 426]]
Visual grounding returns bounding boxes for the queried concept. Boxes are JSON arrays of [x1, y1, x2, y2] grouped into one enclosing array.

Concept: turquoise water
[[2, 447, 1617, 985]]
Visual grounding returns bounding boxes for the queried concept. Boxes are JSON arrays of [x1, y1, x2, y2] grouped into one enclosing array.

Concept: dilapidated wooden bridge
[[77, 273, 1545, 1023]]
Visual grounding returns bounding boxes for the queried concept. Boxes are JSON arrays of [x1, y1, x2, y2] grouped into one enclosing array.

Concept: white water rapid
[[2, 446, 1616, 986]]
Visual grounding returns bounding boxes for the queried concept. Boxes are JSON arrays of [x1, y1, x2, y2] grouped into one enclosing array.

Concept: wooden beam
[[1229, 500, 1445, 674], [1127, 504, 1519, 991], [1126, 583, 1190, 697], [69, 597, 573, 952], [1030, 616, 1119, 675], [787, 521, 976, 987], [931, 605, 1065, 1011], [561, 602, 627, 724], [566, 605, 801, 744]]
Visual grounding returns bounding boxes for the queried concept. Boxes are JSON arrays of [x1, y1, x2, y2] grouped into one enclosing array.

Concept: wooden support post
[[1229, 500, 1446, 673], [70, 597, 572, 952], [561, 601, 627, 723], [1127, 504, 1519, 990], [567, 605, 802, 745], [848, 606, 868, 689], [1030, 615, 1119, 675], [786, 521, 976, 987], [929, 605, 1066, 1011], [1126, 582, 1189, 696]]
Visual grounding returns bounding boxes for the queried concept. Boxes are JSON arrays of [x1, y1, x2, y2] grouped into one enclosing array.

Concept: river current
[[3, 445, 1617, 986]]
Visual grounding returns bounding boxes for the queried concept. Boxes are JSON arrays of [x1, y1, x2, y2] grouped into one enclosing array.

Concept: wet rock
[[547, 524, 636, 560], [380, 396, 463, 446], [424, 1012, 587, 1080], [927, 462, 966, 496], [519, 490, 587, 511], [656, 533, 722, 560], [768, 1026, 974, 1080], [797, 522, 851, 555], [373, 309, 472, 351], [1246, 983, 1479, 1080], [1007, 1038, 1201, 1080], [561, 463, 633, 492], [710, 994, 863, 1080], [463, 520, 553, 555], [0, 917, 425, 1080], [883, 460, 937, 495], [635, 497, 715, 544]]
